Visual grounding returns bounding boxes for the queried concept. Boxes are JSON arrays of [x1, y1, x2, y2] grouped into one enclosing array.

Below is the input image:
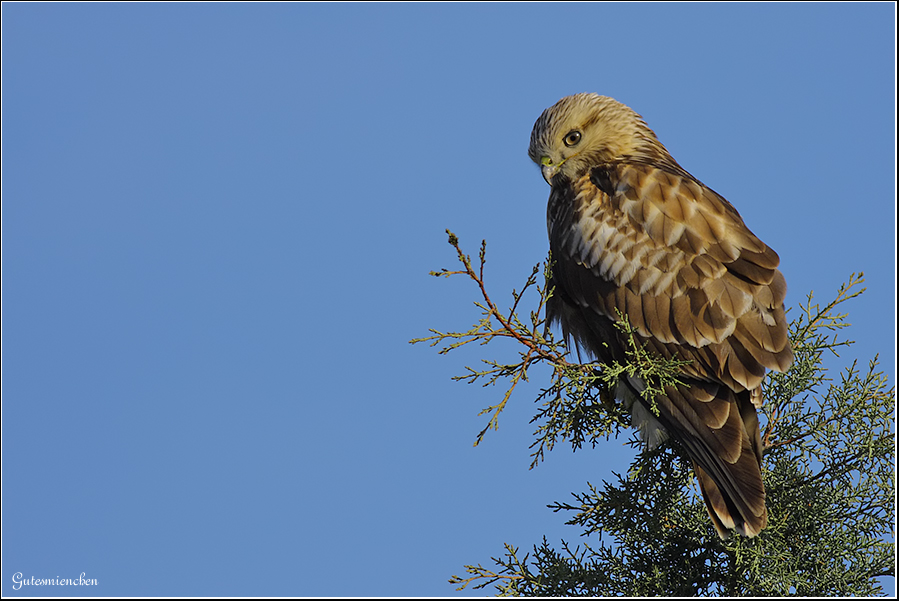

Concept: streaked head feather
[[528, 93, 671, 183]]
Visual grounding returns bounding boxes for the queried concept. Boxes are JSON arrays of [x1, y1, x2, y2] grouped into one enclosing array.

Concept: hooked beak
[[541, 163, 559, 185], [540, 156, 561, 185]]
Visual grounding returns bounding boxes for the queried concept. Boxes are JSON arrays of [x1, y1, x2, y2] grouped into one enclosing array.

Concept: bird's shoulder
[[549, 157, 781, 293], [546, 157, 792, 387]]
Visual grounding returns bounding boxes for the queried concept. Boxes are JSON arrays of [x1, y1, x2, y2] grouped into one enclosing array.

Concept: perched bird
[[528, 93, 793, 538]]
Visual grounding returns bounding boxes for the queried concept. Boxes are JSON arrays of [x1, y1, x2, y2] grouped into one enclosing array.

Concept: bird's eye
[[563, 130, 582, 147]]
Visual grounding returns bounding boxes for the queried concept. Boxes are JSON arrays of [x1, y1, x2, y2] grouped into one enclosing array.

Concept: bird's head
[[528, 93, 668, 185]]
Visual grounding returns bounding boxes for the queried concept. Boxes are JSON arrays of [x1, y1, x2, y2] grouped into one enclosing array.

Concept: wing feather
[[550, 163, 791, 389]]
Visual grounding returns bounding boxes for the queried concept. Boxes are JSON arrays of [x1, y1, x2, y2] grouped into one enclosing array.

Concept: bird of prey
[[528, 93, 793, 538]]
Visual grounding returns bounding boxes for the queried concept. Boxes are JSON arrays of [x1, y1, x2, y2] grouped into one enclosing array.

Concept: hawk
[[528, 93, 793, 538]]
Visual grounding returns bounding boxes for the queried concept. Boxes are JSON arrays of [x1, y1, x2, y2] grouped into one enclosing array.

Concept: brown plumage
[[528, 93, 792, 538]]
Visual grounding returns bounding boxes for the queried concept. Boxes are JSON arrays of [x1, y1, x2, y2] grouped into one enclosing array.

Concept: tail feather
[[695, 462, 767, 538], [621, 375, 769, 538]]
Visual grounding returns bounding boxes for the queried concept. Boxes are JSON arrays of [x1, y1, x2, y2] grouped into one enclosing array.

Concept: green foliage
[[412, 233, 895, 596], [412, 230, 689, 468]]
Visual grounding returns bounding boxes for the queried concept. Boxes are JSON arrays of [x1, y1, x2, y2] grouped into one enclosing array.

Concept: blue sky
[[2, 3, 895, 597]]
